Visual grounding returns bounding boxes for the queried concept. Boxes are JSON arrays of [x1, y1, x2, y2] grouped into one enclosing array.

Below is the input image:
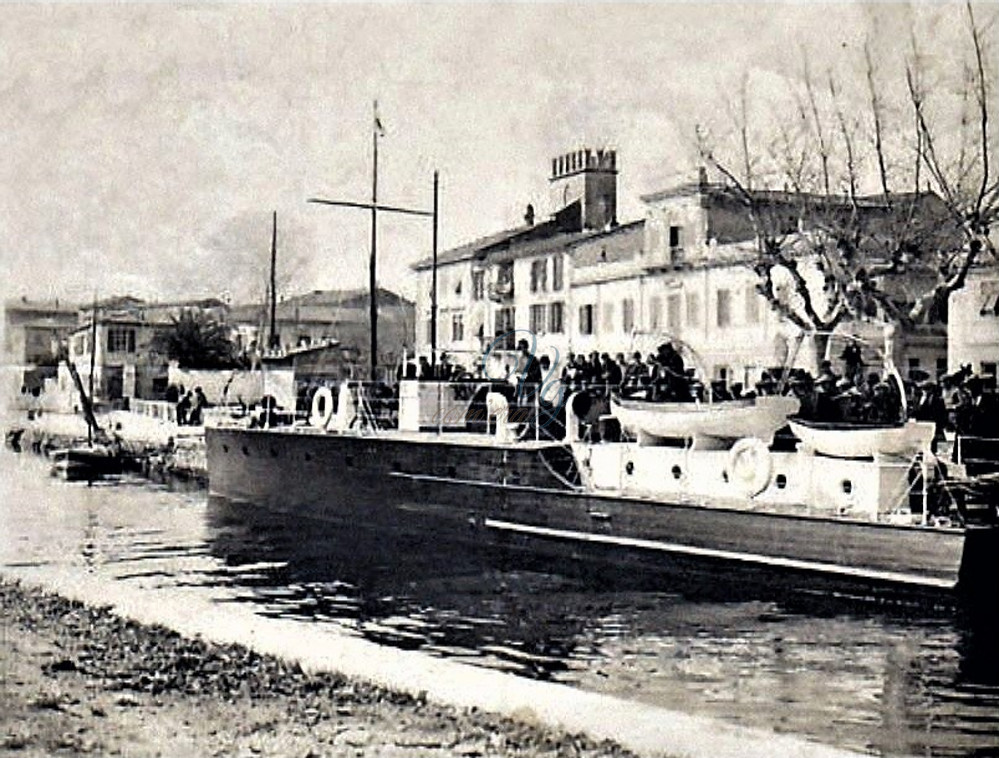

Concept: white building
[[948, 267, 999, 388], [413, 150, 949, 385]]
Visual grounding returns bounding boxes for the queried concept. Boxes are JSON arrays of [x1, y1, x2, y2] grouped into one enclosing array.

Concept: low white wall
[[166, 367, 264, 405]]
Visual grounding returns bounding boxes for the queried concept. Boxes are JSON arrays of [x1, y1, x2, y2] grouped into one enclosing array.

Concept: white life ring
[[310, 387, 335, 428], [727, 437, 773, 498]]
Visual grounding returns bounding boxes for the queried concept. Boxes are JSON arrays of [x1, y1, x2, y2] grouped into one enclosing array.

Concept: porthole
[[671, 465, 682, 480], [625, 461, 635, 475], [241, 446, 250, 457], [304, 452, 313, 462], [722, 470, 729, 483], [775, 474, 787, 489], [222, 444, 229, 454], [842, 480, 853, 495], [345, 456, 354, 468], [270, 448, 279, 458]]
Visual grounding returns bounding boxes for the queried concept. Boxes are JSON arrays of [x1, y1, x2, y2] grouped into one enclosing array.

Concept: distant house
[[64, 296, 231, 403], [229, 288, 415, 380], [3, 297, 79, 368], [2, 297, 80, 402]]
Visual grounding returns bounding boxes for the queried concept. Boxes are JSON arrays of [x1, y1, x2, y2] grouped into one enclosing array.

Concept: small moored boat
[[50, 445, 123, 481]]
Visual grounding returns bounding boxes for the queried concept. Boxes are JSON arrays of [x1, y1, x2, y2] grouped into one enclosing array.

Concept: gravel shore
[[0, 580, 635, 758]]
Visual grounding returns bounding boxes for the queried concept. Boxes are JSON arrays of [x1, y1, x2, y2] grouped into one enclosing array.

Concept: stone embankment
[[0, 580, 634, 758]]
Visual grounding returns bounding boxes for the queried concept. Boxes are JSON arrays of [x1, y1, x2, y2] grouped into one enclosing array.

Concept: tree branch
[[967, 1, 991, 217], [802, 49, 831, 196], [865, 41, 892, 207]]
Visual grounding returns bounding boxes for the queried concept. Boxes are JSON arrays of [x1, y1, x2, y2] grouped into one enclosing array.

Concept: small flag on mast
[[374, 100, 385, 137]]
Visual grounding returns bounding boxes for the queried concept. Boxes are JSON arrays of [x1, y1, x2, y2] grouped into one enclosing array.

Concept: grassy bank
[[0, 580, 635, 757]]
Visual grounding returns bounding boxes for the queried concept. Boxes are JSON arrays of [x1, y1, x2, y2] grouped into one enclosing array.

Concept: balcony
[[488, 263, 515, 302]]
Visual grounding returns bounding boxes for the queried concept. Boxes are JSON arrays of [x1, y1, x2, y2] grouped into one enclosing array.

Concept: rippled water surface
[[2, 451, 998, 757]]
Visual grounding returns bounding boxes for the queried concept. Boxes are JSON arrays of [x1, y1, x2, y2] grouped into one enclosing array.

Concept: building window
[[530, 259, 547, 293], [529, 304, 547, 334], [980, 290, 999, 316], [107, 327, 136, 354], [667, 293, 682, 331], [451, 313, 464, 342], [686, 292, 700, 327], [981, 362, 997, 391], [491, 263, 514, 300], [745, 287, 760, 324], [579, 304, 595, 336], [622, 298, 635, 333], [494, 307, 516, 350], [936, 357, 948, 378], [549, 302, 564, 334], [669, 225, 683, 249], [649, 296, 662, 331], [716, 289, 732, 328], [472, 270, 485, 301], [908, 357, 921, 377], [602, 302, 614, 333], [552, 254, 564, 291]]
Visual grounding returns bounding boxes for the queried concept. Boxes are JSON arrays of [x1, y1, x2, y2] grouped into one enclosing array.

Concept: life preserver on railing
[[727, 437, 773, 498], [310, 387, 335, 428]]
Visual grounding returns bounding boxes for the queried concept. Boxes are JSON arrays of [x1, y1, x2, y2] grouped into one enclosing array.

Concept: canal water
[[2, 450, 997, 757]]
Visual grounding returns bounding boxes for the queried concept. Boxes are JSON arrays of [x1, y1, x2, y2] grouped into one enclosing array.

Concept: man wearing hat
[[814, 371, 839, 422], [655, 342, 688, 400]]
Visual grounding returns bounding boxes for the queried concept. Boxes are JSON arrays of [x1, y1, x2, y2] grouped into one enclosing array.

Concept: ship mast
[[370, 102, 380, 382], [307, 103, 438, 383], [87, 293, 98, 446], [269, 210, 278, 351]]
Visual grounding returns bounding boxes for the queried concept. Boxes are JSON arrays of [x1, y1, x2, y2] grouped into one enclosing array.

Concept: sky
[[1, 2, 990, 308]]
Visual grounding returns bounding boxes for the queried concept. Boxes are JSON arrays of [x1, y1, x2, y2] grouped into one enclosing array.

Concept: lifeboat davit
[[787, 418, 935, 459], [610, 394, 800, 448]]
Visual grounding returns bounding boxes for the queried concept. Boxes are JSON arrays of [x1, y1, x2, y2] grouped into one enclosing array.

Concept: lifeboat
[[610, 394, 800, 448], [787, 418, 935, 459]]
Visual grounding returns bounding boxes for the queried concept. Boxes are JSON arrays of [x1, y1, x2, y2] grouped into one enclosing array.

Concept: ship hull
[[205, 426, 998, 601]]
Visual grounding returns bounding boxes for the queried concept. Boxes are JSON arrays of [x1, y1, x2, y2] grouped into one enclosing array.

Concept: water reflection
[[1, 451, 998, 757]]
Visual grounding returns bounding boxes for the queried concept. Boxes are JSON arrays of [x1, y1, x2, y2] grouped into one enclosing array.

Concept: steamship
[[205, 379, 999, 601], [207, 131, 998, 603]]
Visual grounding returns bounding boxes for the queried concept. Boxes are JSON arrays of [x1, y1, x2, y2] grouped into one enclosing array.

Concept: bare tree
[[698, 2, 996, 363]]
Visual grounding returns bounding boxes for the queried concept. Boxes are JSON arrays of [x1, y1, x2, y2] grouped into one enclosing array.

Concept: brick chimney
[[549, 148, 618, 231]]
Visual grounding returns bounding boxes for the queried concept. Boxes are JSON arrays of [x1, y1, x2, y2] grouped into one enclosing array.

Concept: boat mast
[[269, 210, 278, 351], [370, 101, 380, 383], [431, 170, 439, 369], [306, 105, 436, 385], [87, 293, 98, 447]]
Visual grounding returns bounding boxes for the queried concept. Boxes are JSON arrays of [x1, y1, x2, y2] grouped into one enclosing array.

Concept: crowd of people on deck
[[295, 336, 997, 444], [420, 339, 997, 439]]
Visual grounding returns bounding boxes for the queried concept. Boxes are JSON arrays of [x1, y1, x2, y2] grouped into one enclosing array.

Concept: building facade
[[948, 267, 999, 389], [2, 297, 78, 367], [413, 150, 942, 384], [228, 288, 415, 380], [63, 297, 231, 403]]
